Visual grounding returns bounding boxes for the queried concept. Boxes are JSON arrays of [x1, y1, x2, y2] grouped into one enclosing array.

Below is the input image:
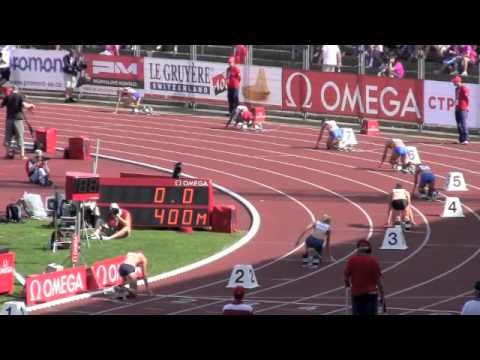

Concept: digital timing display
[[65, 172, 101, 201], [98, 177, 214, 228], [75, 177, 100, 194]]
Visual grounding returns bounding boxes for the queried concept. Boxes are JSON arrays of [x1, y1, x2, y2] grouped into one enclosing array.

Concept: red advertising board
[[0, 252, 15, 295], [25, 266, 88, 305], [84, 54, 144, 88], [282, 69, 423, 123], [88, 256, 144, 290]]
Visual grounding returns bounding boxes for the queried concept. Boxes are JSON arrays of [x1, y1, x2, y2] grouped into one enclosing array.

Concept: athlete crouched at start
[[379, 138, 409, 170], [117, 87, 145, 113], [115, 252, 152, 299], [412, 163, 438, 200], [386, 184, 416, 230], [295, 215, 333, 268], [316, 120, 346, 150], [225, 105, 253, 129]]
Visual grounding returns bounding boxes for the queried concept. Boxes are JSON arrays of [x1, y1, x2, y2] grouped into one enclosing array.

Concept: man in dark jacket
[[1, 85, 35, 159], [63, 50, 86, 103]]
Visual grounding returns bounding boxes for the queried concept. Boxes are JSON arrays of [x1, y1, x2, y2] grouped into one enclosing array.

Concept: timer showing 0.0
[[153, 187, 209, 206]]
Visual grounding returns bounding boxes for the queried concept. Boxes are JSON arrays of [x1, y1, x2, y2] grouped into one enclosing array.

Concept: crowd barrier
[[8, 48, 480, 129]]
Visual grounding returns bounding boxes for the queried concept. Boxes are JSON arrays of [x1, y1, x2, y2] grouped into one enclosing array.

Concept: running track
[[3, 102, 480, 315]]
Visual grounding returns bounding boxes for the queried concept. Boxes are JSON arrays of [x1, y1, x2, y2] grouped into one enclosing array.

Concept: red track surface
[[2, 102, 480, 315]]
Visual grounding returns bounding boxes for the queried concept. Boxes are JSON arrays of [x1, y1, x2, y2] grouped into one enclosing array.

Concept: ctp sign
[[283, 69, 423, 123], [88, 256, 144, 290], [424, 80, 479, 128]]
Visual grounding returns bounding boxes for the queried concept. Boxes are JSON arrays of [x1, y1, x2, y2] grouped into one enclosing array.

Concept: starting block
[[380, 226, 408, 250], [360, 119, 380, 135], [405, 146, 421, 165], [1, 301, 27, 316], [445, 172, 468, 192], [341, 128, 358, 146], [227, 265, 259, 289], [441, 197, 465, 218]]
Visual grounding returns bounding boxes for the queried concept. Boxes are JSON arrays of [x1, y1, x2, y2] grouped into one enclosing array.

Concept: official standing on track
[[222, 286, 254, 315], [452, 76, 470, 145], [344, 240, 385, 315], [461, 281, 480, 315], [1, 85, 35, 160], [226, 57, 241, 117]]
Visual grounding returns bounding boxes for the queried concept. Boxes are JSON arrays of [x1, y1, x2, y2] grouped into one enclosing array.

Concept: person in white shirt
[[321, 45, 342, 73], [295, 215, 333, 268], [461, 281, 480, 315], [0, 45, 15, 86], [316, 119, 344, 150]]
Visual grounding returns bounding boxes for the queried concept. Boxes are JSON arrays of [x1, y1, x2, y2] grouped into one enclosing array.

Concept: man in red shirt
[[226, 57, 241, 116], [452, 76, 470, 145], [234, 45, 248, 65], [222, 286, 254, 315], [344, 240, 385, 315]]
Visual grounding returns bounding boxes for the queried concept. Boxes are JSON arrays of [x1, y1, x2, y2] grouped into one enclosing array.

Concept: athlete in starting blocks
[[412, 163, 438, 200], [114, 252, 152, 300], [379, 138, 410, 171], [386, 184, 416, 230], [115, 87, 152, 115], [316, 120, 350, 151], [295, 214, 333, 268], [225, 105, 254, 129]]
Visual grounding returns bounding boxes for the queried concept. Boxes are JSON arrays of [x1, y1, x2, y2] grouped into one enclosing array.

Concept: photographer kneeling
[[94, 203, 132, 241], [26, 150, 52, 187]]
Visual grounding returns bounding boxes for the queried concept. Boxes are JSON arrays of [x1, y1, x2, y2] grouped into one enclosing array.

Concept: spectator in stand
[[344, 240, 385, 316], [377, 54, 404, 79], [226, 57, 241, 116], [458, 45, 476, 76], [0, 45, 15, 87], [461, 281, 480, 315], [234, 45, 248, 64], [222, 286, 254, 315], [321, 45, 342, 72], [101, 45, 120, 56], [156, 45, 178, 54], [452, 75, 470, 145], [435, 45, 461, 75], [365, 45, 385, 69]]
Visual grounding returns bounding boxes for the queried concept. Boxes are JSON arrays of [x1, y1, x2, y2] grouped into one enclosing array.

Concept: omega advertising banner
[[423, 80, 479, 129], [25, 266, 88, 305], [282, 69, 424, 123], [144, 57, 282, 107]]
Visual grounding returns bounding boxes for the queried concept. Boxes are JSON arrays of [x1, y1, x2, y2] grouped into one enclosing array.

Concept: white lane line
[[400, 290, 474, 315]]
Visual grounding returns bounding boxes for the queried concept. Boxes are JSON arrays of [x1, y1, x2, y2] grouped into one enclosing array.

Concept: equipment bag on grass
[[22, 192, 48, 219], [5, 203, 23, 223]]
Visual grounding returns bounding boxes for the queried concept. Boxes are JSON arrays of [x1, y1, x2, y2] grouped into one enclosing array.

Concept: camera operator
[[62, 49, 87, 103], [94, 203, 132, 241], [26, 149, 52, 186]]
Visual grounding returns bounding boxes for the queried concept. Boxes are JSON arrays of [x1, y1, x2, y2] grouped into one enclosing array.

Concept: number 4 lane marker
[[441, 197, 465, 218]]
